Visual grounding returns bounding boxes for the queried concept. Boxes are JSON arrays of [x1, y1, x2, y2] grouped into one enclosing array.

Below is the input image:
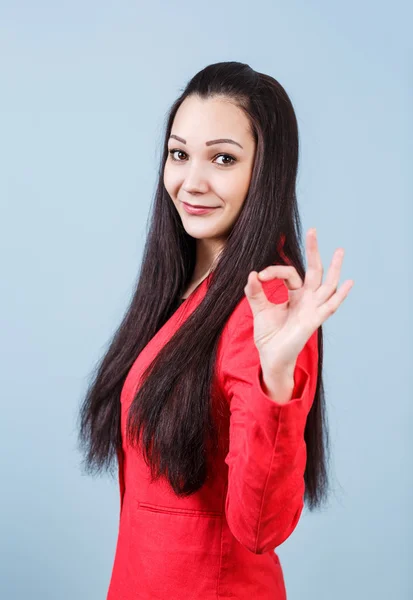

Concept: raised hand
[[244, 228, 354, 376]]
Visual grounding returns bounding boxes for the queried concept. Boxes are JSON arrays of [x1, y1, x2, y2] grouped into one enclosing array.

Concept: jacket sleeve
[[219, 280, 319, 554], [116, 446, 125, 519]]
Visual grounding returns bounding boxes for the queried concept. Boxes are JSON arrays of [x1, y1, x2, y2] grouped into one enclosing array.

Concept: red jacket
[[106, 273, 319, 599]]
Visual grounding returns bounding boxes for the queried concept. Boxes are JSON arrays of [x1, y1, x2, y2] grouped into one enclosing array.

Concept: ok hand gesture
[[244, 228, 354, 375]]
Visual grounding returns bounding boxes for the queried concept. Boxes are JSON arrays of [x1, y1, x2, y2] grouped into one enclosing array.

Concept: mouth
[[181, 201, 220, 215], [182, 201, 220, 209]]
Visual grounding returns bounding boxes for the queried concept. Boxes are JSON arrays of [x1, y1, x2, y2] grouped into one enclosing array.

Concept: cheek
[[163, 168, 177, 197], [223, 176, 250, 211]]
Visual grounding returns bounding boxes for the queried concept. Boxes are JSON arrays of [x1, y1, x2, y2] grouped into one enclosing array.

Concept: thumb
[[244, 271, 271, 317]]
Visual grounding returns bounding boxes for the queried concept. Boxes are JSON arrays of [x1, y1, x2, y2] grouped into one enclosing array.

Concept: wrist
[[260, 365, 295, 405]]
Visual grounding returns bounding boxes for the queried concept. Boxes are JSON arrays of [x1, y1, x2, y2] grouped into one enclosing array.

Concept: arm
[[220, 281, 319, 554]]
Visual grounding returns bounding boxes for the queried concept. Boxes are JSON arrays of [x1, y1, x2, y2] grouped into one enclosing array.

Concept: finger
[[315, 248, 345, 305], [244, 271, 274, 316], [257, 265, 303, 290], [317, 279, 354, 322], [304, 228, 323, 291]]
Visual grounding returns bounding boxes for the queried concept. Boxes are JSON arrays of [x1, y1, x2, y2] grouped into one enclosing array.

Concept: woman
[[78, 61, 353, 599]]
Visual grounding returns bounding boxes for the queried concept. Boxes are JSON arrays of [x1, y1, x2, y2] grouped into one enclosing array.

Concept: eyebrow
[[169, 134, 243, 150]]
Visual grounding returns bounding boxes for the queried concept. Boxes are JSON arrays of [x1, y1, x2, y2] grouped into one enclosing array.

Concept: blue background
[[1, 1, 412, 598]]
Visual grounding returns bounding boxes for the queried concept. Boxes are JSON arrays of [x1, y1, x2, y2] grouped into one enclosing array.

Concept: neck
[[193, 238, 225, 280]]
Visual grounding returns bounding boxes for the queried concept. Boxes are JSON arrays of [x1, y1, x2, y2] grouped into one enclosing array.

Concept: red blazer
[[106, 273, 319, 600]]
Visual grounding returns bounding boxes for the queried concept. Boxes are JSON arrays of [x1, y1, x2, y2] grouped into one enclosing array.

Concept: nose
[[181, 164, 209, 194]]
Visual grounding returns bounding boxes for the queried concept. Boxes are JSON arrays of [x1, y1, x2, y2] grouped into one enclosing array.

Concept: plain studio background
[[1, 1, 411, 598]]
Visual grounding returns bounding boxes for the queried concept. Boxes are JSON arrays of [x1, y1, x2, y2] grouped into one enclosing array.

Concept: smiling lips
[[182, 202, 220, 215]]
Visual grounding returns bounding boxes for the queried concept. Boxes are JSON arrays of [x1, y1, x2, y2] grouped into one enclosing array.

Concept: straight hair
[[78, 61, 329, 510]]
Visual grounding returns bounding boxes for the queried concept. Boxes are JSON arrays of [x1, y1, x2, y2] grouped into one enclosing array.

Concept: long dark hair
[[77, 61, 329, 510]]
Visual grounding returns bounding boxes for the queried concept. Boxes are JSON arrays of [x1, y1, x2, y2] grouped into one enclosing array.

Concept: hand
[[244, 228, 354, 373]]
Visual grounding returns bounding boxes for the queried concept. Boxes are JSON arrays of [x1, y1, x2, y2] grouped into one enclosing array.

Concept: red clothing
[[107, 274, 319, 599]]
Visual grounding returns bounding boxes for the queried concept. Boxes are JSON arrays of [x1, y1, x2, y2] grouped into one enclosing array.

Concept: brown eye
[[169, 149, 187, 161], [215, 154, 236, 166]]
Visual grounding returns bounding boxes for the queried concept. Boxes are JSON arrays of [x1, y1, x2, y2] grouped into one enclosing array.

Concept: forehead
[[171, 96, 252, 146]]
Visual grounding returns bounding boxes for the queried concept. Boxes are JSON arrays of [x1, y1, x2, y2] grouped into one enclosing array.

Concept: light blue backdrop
[[1, 1, 411, 598]]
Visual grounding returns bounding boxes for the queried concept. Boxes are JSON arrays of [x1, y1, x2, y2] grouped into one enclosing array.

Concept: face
[[163, 95, 256, 260]]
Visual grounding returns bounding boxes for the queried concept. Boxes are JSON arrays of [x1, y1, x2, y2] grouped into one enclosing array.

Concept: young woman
[[78, 61, 353, 599]]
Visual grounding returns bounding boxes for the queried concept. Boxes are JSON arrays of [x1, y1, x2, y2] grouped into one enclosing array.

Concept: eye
[[215, 153, 236, 166], [168, 149, 187, 162], [168, 149, 237, 167]]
